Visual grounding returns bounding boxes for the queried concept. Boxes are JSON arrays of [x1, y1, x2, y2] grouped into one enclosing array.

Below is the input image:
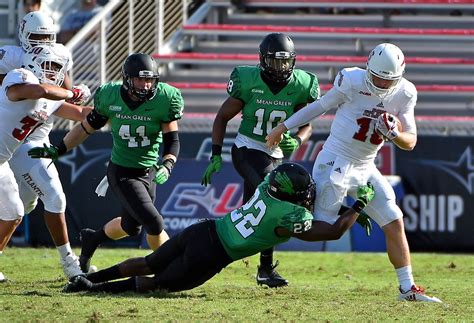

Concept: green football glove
[[356, 210, 372, 237], [278, 133, 300, 155], [352, 182, 375, 213], [153, 165, 170, 184], [153, 159, 175, 185], [27, 143, 59, 161], [201, 155, 222, 186]]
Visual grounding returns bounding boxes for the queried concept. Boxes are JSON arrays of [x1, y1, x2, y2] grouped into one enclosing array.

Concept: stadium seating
[[158, 9, 473, 114], [153, 0, 473, 132]]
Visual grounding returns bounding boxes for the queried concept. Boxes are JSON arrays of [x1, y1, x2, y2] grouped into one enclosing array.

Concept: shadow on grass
[[0, 289, 207, 300], [62, 289, 209, 299]]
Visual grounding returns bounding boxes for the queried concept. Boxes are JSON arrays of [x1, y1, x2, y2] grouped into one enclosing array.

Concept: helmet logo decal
[[275, 172, 295, 194], [274, 51, 292, 59], [337, 71, 344, 87], [20, 20, 26, 34], [139, 70, 155, 77]]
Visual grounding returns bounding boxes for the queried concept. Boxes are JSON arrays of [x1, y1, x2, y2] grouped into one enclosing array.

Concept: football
[[392, 115, 403, 132], [376, 113, 403, 141]]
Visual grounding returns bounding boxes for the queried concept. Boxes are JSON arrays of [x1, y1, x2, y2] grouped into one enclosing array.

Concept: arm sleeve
[[162, 131, 180, 157], [283, 87, 346, 130]]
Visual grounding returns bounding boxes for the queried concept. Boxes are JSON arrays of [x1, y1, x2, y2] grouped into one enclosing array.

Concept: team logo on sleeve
[[337, 71, 344, 87], [108, 105, 122, 112], [32, 106, 49, 122]]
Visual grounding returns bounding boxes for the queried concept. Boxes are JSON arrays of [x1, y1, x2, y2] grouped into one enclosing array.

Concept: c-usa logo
[[162, 183, 242, 216]]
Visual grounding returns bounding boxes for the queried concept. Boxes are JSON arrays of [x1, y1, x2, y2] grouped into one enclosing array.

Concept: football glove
[[375, 112, 399, 141], [201, 155, 222, 186], [27, 143, 59, 161], [153, 161, 173, 185], [66, 84, 91, 105], [356, 210, 372, 237], [352, 182, 375, 213], [279, 133, 300, 155]]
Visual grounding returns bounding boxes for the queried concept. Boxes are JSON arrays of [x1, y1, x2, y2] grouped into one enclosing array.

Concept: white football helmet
[[365, 43, 405, 98], [18, 11, 56, 52], [22, 44, 68, 86]]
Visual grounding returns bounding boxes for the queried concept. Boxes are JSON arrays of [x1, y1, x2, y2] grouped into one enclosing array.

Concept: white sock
[[396, 265, 415, 292], [57, 243, 74, 260], [0, 252, 4, 281]]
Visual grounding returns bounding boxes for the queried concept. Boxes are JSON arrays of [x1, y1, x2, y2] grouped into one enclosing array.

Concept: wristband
[[80, 122, 92, 135], [211, 144, 222, 157], [57, 140, 68, 157], [161, 158, 175, 174], [294, 136, 302, 146], [351, 201, 364, 214]]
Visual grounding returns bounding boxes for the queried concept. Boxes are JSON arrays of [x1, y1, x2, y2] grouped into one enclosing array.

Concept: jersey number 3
[[12, 116, 39, 141]]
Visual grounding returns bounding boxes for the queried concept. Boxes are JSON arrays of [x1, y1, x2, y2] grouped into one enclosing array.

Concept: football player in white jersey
[[0, 44, 91, 282], [0, 11, 91, 281], [266, 43, 442, 303]]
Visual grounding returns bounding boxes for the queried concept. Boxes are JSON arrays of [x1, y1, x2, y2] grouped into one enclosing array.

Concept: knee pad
[[42, 191, 66, 214], [317, 181, 346, 215], [0, 167, 24, 221], [0, 195, 24, 221], [23, 197, 38, 214]]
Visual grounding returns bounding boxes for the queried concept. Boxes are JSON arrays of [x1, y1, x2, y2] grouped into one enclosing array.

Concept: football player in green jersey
[[28, 53, 184, 275], [201, 33, 320, 287], [64, 163, 375, 294]]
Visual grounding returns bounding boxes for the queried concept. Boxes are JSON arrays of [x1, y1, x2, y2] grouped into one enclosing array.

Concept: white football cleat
[[61, 253, 84, 279], [0, 271, 6, 282], [398, 285, 442, 303]]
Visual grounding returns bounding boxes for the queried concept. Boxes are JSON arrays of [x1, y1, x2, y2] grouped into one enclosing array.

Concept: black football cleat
[[63, 275, 93, 293], [256, 260, 289, 288], [79, 228, 98, 273]]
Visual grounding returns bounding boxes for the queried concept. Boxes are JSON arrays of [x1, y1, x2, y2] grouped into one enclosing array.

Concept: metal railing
[[55, 0, 208, 130]]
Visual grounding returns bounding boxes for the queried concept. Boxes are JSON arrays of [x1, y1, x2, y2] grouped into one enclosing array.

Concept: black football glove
[[356, 210, 372, 237], [27, 143, 60, 161]]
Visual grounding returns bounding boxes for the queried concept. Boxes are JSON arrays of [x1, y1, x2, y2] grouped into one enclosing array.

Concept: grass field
[[0, 248, 472, 321]]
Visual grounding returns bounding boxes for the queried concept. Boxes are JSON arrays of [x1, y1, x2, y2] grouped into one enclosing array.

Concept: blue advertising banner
[[26, 132, 473, 253]]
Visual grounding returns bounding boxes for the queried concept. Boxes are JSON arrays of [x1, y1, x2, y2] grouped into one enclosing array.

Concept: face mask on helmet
[[122, 53, 160, 101], [267, 163, 316, 211], [365, 43, 405, 98], [18, 12, 56, 52], [22, 45, 67, 86], [259, 33, 296, 83]]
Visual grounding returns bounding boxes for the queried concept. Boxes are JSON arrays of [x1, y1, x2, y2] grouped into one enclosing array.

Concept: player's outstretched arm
[[7, 83, 81, 102], [201, 96, 243, 186], [292, 183, 375, 241], [54, 103, 93, 122], [28, 111, 105, 160]]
